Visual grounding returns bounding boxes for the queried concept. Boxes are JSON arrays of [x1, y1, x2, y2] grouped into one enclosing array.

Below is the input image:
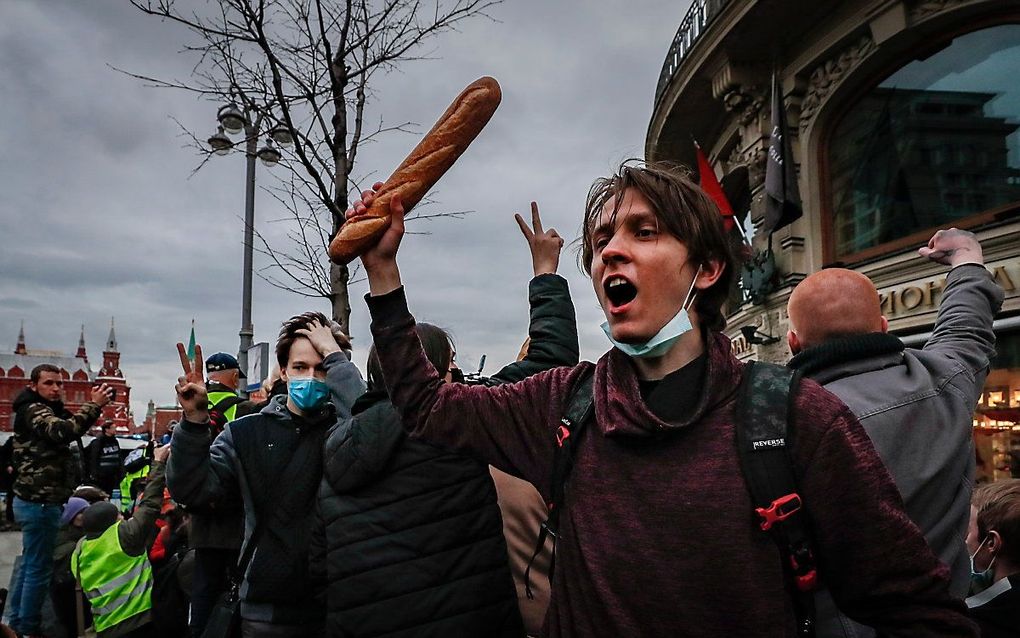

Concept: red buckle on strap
[[790, 549, 818, 592], [755, 493, 802, 531], [794, 569, 818, 592], [556, 424, 571, 447]]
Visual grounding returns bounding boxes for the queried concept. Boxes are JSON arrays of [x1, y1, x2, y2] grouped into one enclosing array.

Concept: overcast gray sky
[[0, 0, 691, 419]]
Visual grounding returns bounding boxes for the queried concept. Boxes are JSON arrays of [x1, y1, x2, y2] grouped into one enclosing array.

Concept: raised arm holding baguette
[[329, 76, 501, 264]]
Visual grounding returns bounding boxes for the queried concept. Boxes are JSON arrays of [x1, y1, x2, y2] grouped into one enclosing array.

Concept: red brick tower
[[96, 318, 132, 432]]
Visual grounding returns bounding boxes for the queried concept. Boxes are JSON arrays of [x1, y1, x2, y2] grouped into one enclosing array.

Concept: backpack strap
[[524, 367, 595, 600], [735, 361, 817, 638]]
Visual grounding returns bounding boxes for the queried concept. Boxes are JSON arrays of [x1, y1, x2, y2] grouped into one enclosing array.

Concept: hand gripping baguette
[[328, 76, 502, 264]]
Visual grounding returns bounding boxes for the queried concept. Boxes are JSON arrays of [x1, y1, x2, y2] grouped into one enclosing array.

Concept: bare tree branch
[[130, 0, 501, 330]]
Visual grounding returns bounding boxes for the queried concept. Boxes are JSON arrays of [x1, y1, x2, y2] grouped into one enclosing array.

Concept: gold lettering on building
[[992, 265, 1016, 292], [880, 291, 894, 315], [880, 260, 1016, 319], [923, 279, 943, 307], [900, 286, 924, 311]]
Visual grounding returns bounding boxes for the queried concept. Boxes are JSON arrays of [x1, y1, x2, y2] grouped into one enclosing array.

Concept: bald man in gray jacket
[[787, 228, 1004, 637]]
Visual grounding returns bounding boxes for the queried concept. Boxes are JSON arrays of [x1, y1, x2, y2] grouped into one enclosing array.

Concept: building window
[[828, 23, 1020, 260], [974, 330, 1020, 483]]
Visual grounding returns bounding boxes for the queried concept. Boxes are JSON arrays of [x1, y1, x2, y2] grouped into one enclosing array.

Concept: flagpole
[[691, 136, 751, 248]]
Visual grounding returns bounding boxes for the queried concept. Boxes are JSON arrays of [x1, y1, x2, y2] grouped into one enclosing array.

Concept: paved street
[[1, 530, 18, 594]]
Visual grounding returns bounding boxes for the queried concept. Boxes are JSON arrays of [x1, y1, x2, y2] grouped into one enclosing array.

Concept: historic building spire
[[100, 317, 122, 379], [76, 324, 88, 361], [15, 321, 26, 355], [106, 317, 118, 352]]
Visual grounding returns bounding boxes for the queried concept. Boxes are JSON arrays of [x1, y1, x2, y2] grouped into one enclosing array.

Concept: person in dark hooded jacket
[[311, 205, 578, 638]]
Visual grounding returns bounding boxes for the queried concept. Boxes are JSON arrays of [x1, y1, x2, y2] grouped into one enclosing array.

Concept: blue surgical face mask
[[288, 377, 330, 412], [601, 265, 701, 359], [969, 535, 997, 592]]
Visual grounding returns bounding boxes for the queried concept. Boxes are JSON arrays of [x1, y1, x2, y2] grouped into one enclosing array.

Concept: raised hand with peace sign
[[515, 201, 564, 277], [175, 342, 209, 422]]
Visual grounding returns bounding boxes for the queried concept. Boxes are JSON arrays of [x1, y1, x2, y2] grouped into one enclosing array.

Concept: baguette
[[328, 76, 502, 264]]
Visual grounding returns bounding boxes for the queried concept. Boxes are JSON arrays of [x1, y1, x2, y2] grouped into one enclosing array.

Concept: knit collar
[[788, 333, 905, 380], [592, 331, 743, 437]]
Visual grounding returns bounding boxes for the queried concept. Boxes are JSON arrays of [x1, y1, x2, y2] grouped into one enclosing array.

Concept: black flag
[[763, 71, 802, 235]]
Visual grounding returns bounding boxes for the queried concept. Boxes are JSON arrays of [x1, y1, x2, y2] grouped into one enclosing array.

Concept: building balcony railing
[[655, 0, 735, 104]]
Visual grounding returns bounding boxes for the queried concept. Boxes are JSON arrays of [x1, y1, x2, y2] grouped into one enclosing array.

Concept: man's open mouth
[[604, 276, 638, 307]]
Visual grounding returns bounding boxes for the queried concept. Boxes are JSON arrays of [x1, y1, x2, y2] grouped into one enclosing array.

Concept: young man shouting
[[353, 162, 975, 637]]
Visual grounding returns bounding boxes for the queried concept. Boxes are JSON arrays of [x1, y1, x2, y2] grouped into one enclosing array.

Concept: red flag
[[694, 141, 736, 232]]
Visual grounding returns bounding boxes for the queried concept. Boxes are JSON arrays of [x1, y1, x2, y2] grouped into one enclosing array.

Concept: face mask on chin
[[602, 264, 702, 359], [969, 535, 997, 593], [287, 377, 331, 412]]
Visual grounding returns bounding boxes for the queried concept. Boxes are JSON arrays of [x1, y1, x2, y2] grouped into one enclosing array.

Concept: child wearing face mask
[[965, 480, 1020, 636]]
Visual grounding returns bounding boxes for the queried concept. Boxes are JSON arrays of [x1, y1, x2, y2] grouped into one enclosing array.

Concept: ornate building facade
[[0, 320, 136, 433], [648, 0, 1020, 482]]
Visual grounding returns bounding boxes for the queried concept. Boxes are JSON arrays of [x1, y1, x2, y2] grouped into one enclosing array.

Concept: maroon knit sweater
[[368, 289, 976, 637]]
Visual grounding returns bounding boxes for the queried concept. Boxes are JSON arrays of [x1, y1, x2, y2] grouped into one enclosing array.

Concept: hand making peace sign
[[515, 201, 563, 277], [175, 342, 209, 421]]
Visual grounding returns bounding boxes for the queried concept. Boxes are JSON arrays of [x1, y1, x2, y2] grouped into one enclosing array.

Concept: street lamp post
[[207, 102, 286, 394]]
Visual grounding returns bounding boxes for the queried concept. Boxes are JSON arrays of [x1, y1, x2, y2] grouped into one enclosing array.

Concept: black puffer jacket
[[320, 391, 522, 637], [312, 274, 578, 638]]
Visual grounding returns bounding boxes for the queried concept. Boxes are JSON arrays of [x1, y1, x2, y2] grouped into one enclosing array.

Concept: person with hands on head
[[312, 202, 577, 638], [8, 364, 113, 638], [71, 445, 171, 638], [351, 161, 977, 637], [167, 317, 365, 638]]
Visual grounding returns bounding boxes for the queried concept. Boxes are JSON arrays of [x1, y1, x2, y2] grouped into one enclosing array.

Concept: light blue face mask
[[601, 265, 701, 359], [288, 377, 330, 412], [969, 535, 997, 592]]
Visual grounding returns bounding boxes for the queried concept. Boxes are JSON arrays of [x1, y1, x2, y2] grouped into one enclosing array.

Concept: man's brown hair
[[976, 479, 1020, 564], [275, 311, 332, 368], [580, 160, 736, 331], [30, 363, 62, 384]]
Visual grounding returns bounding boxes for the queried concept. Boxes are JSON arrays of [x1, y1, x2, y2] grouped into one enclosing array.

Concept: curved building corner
[[648, 0, 1020, 482]]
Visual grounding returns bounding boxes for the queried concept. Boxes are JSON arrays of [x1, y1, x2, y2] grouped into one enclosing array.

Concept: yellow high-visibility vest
[[120, 465, 149, 513], [208, 390, 240, 423], [71, 521, 153, 633]]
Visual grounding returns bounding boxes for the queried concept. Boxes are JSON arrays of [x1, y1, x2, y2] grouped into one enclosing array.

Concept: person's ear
[[987, 530, 1003, 555], [694, 259, 725, 290], [880, 316, 889, 334], [787, 330, 801, 354], [279, 367, 289, 383]]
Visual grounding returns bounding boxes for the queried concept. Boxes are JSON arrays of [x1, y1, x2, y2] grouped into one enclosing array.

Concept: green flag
[[187, 320, 196, 360]]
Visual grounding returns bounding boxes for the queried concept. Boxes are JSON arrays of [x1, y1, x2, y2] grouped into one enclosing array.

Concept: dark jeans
[[190, 547, 239, 637], [8, 497, 60, 635]]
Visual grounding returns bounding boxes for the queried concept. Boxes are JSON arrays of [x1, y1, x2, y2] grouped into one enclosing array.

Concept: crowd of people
[[2, 161, 1018, 638]]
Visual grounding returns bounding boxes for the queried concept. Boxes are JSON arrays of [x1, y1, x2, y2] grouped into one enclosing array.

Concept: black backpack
[[525, 361, 819, 637]]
